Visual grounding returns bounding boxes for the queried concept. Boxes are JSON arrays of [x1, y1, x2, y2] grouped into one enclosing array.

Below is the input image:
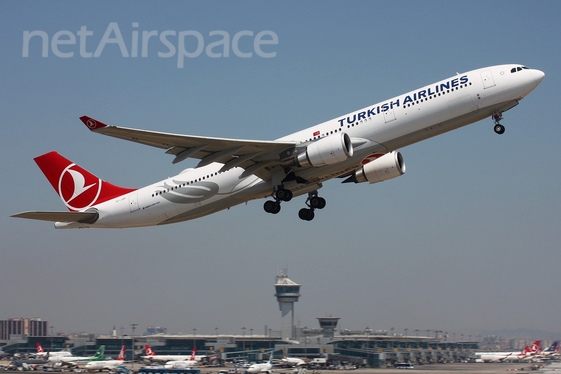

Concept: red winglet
[[79, 116, 108, 130]]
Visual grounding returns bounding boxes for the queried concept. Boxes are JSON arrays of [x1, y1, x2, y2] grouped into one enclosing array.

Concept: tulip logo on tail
[[145, 345, 155, 356], [59, 164, 102, 211]]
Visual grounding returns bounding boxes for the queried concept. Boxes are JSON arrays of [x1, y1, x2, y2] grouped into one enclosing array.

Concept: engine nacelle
[[344, 151, 406, 184], [296, 133, 353, 167]]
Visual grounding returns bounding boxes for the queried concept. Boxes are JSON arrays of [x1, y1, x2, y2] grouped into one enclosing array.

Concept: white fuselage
[[476, 352, 529, 362], [164, 360, 198, 369], [142, 355, 204, 363], [59, 64, 544, 228], [247, 361, 273, 373], [85, 359, 123, 370]]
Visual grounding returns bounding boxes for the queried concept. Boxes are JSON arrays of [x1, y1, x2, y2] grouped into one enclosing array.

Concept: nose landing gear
[[492, 111, 505, 134]]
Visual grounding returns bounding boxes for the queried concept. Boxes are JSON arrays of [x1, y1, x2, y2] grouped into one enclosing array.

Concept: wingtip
[[79, 116, 108, 130]]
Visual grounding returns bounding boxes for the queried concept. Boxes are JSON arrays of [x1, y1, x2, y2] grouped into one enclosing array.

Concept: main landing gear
[[263, 186, 293, 215], [492, 110, 505, 135], [263, 187, 326, 221], [298, 192, 326, 221]]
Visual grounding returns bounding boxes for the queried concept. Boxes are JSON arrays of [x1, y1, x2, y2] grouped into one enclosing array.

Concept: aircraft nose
[[533, 69, 545, 85]]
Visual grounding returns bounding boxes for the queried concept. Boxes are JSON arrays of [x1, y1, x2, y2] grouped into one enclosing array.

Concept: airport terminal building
[[0, 273, 479, 367], [0, 322, 478, 367]]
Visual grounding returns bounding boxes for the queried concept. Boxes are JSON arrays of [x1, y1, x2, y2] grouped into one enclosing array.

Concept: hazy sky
[[1, 1, 560, 338]]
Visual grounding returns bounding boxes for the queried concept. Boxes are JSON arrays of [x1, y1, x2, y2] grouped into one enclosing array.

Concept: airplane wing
[[80, 116, 299, 181], [11, 211, 98, 223]]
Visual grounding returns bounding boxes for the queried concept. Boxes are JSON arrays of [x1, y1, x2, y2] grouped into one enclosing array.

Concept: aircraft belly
[[159, 172, 270, 225], [381, 101, 516, 151]]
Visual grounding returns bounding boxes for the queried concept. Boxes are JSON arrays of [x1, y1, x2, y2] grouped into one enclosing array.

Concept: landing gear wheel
[[298, 208, 315, 221], [263, 200, 281, 214], [310, 196, 326, 209], [494, 124, 505, 135], [275, 188, 293, 202]]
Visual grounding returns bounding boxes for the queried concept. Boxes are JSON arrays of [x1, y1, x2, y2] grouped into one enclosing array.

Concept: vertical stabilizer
[[34, 151, 136, 211]]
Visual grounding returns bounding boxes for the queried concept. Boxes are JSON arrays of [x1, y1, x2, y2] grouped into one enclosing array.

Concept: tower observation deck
[[274, 269, 301, 340]]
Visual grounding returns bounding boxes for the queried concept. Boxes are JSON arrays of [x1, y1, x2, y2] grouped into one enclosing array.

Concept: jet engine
[[296, 133, 353, 167], [343, 151, 405, 184]]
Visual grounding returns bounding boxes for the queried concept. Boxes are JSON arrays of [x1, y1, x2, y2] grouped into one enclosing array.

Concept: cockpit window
[[511, 66, 530, 73]]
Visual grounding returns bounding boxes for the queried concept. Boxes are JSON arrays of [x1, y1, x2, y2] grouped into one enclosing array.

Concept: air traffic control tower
[[274, 269, 301, 340]]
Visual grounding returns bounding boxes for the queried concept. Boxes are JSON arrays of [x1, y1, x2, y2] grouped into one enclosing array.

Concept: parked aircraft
[[541, 341, 560, 357], [142, 345, 205, 363], [10, 356, 49, 369], [476, 341, 540, 362], [164, 348, 198, 369], [280, 354, 308, 367], [247, 352, 274, 373], [85, 345, 126, 371], [34, 343, 72, 358], [49, 345, 105, 366], [12, 64, 544, 228]]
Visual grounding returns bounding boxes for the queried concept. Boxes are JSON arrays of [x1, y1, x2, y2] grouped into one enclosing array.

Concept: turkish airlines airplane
[[34, 342, 72, 358], [476, 340, 540, 362], [164, 347, 199, 369], [142, 345, 205, 363], [12, 64, 544, 228]]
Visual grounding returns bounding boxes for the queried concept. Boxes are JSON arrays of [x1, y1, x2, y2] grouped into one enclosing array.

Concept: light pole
[[131, 323, 138, 371], [365, 327, 371, 367], [250, 329, 253, 351], [404, 328, 408, 349], [120, 327, 124, 355], [192, 328, 197, 351], [241, 327, 246, 352]]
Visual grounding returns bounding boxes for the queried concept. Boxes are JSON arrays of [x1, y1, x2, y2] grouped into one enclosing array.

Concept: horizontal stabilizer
[[11, 211, 98, 224]]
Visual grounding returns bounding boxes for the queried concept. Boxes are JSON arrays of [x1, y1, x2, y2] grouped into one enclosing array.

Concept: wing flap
[[12, 211, 99, 223]]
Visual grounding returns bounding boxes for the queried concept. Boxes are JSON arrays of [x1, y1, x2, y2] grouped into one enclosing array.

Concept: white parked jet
[[34, 343, 72, 358], [281, 356, 307, 367], [142, 345, 205, 363], [164, 347, 199, 369], [49, 345, 105, 366], [247, 352, 274, 373], [85, 345, 126, 371], [476, 341, 540, 362], [12, 64, 544, 228]]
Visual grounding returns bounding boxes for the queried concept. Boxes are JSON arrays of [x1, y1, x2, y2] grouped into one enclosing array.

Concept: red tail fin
[[190, 347, 196, 361], [117, 346, 126, 361], [34, 151, 136, 212], [145, 345, 155, 356], [36, 342, 44, 353]]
